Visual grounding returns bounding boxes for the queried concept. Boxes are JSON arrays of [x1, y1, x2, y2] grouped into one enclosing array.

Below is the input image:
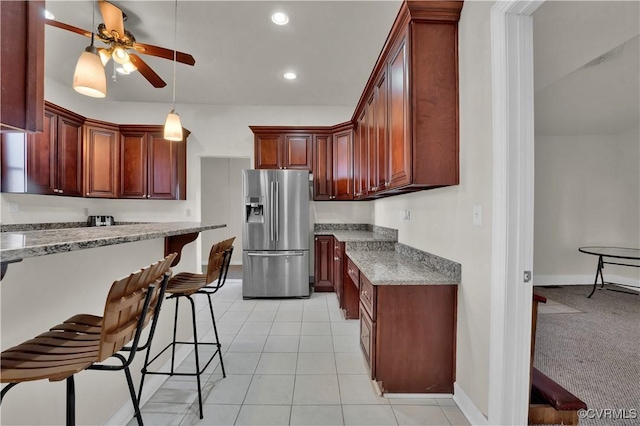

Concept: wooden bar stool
[[139, 237, 235, 419], [0, 253, 177, 426]]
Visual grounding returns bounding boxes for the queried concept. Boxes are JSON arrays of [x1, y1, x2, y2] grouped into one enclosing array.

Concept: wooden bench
[[529, 367, 587, 425]]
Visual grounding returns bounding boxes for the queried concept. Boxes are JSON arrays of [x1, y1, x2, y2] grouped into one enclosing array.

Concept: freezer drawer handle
[[247, 252, 304, 257]]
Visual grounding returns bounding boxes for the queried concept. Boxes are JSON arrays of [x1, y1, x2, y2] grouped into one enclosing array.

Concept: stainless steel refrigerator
[[242, 169, 310, 298]]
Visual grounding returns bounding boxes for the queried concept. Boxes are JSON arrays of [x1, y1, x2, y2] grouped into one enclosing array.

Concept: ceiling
[[533, 1, 639, 135], [44, 1, 402, 106]]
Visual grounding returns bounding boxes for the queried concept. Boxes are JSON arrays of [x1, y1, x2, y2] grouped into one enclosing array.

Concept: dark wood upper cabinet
[[283, 135, 312, 170], [148, 131, 185, 200], [387, 34, 411, 190], [1, 103, 83, 196], [55, 112, 83, 197], [119, 131, 148, 199], [120, 126, 188, 200], [84, 121, 119, 198], [249, 1, 461, 200], [353, 1, 462, 196], [26, 109, 56, 194], [332, 127, 353, 200], [375, 71, 389, 193], [313, 134, 332, 200], [0, 1, 45, 133], [254, 134, 281, 169], [252, 128, 312, 170]]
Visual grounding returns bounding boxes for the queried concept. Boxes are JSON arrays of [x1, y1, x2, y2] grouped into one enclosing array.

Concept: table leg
[[587, 256, 605, 298]]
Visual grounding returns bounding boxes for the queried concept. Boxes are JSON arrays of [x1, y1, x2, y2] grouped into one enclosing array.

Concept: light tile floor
[[129, 281, 470, 426]]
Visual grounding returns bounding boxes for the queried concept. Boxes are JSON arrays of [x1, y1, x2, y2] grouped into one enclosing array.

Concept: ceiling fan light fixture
[[164, 110, 183, 141], [112, 45, 129, 64], [98, 47, 112, 66], [122, 60, 137, 73], [73, 45, 107, 98]]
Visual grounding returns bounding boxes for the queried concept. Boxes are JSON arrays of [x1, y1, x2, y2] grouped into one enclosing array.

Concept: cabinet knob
[[59, 190, 63, 194], [86, 192, 89, 196], [53, 189, 58, 193]]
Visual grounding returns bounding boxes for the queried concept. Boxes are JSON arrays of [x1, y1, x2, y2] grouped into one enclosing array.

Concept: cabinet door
[[26, 109, 56, 194], [84, 125, 118, 198], [366, 95, 377, 195], [254, 134, 280, 169], [314, 236, 334, 292], [388, 34, 411, 189], [0, 1, 45, 132], [354, 112, 366, 199], [332, 130, 353, 200], [56, 114, 83, 197], [120, 131, 148, 199], [148, 132, 180, 200], [334, 239, 344, 307], [375, 71, 389, 191], [313, 134, 332, 200], [283, 134, 312, 170], [359, 304, 376, 379]]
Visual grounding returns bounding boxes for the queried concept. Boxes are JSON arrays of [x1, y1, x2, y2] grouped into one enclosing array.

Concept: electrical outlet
[[7, 203, 19, 213], [473, 205, 482, 226], [402, 209, 411, 221], [186, 208, 192, 217], [83, 208, 89, 216]]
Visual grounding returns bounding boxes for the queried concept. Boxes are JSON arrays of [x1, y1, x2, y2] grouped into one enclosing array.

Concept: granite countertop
[[0, 222, 226, 262], [314, 230, 396, 243], [346, 250, 459, 286]]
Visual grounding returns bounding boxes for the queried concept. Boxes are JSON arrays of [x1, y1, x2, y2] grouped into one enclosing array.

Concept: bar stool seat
[[0, 253, 176, 426], [139, 237, 235, 420]]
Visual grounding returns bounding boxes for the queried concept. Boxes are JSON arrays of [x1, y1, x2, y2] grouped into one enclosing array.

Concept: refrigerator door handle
[[246, 252, 305, 257], [269, 181, 275, 241], [274, 181, 279, 242]]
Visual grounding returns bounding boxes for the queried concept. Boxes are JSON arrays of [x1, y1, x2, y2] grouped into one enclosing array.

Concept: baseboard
[[533, 274, 639, 289], [453, 382, 488, 426], [104, 343, 193, 425]]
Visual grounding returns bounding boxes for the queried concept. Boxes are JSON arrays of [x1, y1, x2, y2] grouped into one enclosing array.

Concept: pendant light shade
[[73, 45, 107, 98], [164, 110, 183, 141], [163, 0, 184, 142], [73, 0, 106, 98]]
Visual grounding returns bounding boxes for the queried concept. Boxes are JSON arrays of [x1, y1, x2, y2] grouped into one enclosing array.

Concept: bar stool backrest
[[97, 253, 176, 362], [205, 237, 235, 286]]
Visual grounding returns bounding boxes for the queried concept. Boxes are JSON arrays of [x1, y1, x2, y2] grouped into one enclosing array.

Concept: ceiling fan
[[46, 0, 195, 88]]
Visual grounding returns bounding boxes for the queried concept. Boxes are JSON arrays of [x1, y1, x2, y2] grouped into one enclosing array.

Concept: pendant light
[[163, 0, 183, 141], [73, 0, 106, 98]]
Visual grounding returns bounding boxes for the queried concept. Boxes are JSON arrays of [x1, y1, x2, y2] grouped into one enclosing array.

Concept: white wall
[[534, 125, 640, 284], [201, 157, 250, 265], [372, 1, 495, 416]]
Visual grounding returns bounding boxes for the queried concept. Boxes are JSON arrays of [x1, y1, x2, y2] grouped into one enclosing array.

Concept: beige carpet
[[533, 285, 639, 426]]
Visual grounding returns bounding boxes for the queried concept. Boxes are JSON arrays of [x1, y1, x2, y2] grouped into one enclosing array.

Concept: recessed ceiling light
[[44, 10, 55, 20], [271, 12, 289, 25], [283, 72, 297, 80]]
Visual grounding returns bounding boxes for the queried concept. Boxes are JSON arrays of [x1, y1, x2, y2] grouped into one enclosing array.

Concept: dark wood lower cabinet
[[359, 280, 457, 394], [314, 236, 334, 292]]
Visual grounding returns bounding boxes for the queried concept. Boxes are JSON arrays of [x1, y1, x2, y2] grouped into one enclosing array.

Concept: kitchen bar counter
[[0, 222, 225, 263], [345, 250, 459, 285]]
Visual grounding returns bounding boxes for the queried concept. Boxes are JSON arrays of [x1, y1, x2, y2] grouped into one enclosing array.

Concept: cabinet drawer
[[346, 257, 360, 289], [359, 274, 376, 320], [359, 303, 375, 379]]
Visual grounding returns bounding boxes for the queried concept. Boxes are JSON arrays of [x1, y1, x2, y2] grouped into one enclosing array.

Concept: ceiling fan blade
[[132, 43, 196, 66], [45, 20, 93, 38], [129, 54, 167, 88], [98, 0, 125, 39]]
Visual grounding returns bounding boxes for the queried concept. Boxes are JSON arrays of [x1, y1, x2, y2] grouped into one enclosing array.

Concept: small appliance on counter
[[87, 215, 115, 226]]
